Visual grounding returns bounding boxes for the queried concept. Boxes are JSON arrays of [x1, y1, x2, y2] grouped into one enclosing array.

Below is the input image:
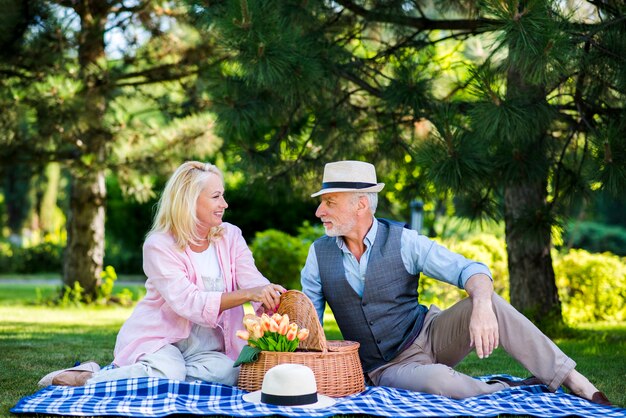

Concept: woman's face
[[196, 173, 228, 231]]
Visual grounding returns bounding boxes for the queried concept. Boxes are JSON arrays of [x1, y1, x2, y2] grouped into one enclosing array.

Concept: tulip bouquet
[[236, 312, 309, 352]]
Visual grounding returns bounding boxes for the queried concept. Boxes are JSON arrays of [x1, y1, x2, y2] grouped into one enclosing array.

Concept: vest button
[[362, 303, 367, 307], [369, 321, 374, 325], [377, 339, 382, 344]]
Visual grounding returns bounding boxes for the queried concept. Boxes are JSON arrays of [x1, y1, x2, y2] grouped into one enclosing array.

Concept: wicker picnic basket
[[237, 290, 365, 398]]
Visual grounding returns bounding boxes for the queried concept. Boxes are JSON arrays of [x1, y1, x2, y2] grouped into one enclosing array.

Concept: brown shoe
[[487, 376, 543, 388], [590, 391, 612, 406]]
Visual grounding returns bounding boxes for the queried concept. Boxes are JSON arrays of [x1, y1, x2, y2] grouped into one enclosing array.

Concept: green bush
[[0, 241, 63, 273], [420, 233, 626, 325], [36, 265, 142, 307], [250, 229, 311, 290], [554, 249, 626, 324], [0, 241, 16, 272], [294, 221, 325, 243]]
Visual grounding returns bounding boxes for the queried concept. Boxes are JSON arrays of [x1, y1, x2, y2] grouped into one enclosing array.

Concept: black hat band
[[261, 392, 318, 406], [322, 181, 376, 190]]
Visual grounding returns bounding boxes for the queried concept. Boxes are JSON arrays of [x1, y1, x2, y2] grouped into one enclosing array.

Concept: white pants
[[88, 323, 239, 386]]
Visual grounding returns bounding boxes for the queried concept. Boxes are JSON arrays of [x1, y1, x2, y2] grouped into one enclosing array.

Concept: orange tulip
[[260, 313, 272, 332], [286, 323, 298, 341], [296, 328, 309, 341], [269, 318, 279, 333], [271, 313, 283, 323], [236, 330, 250, 341], [278, 314, 290, 335]]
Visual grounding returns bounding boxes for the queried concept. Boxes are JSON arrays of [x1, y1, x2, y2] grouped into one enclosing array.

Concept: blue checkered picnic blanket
[[11, 376, 625, 417]]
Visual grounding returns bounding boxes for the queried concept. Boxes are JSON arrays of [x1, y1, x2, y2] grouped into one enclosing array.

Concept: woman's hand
[[220, 283, 287, 313], [246, 283, 286, 311]]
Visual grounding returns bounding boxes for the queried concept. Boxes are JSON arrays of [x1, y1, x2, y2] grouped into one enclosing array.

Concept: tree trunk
[[504, 57, 562, 325], [62, 0, 110, 298], [503, 181, 561, 324], [63, 169, 106, 296]]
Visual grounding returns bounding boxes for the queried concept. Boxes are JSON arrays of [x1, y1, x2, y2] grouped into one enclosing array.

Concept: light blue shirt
[[300, 218, 492, 321]]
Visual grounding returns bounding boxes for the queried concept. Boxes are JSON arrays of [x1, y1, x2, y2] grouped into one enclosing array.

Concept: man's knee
[[491, 293, 522, 317], [416, 364, 460, 395], [380, 363, 456, 395]]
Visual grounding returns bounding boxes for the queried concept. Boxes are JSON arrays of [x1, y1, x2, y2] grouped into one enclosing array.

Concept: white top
[[179, 244, 226, 353]]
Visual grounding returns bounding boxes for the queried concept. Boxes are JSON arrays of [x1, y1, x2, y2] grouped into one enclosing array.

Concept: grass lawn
[[1, 282, 624, 418]]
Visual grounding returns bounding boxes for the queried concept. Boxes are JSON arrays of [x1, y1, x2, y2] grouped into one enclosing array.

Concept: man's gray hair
[[353, 192, 378, 214]]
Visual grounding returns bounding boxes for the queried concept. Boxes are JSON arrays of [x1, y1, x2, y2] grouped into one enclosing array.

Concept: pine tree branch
[[334, 0, 499, 32], [554, 103, 625, 117], [334, 68, 383, 97], [369, 30, 426, 61], [549, 128, 578, 212], [115, 69, 199, 87]]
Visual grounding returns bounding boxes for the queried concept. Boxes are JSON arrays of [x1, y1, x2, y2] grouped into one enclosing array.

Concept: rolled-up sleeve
[[300, 244, 326, 321], [401, 229, 491, 289]]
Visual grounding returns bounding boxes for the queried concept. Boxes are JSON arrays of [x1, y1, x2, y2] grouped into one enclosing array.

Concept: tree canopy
[[187, 0, 625, 323], [1, 0, 624, 323]]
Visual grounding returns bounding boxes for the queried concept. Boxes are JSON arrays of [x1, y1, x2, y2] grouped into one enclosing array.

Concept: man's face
[[315, 192, 358, 237]]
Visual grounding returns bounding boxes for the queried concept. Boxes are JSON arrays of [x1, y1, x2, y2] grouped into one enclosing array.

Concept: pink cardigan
[[113, 223, 269, 367]]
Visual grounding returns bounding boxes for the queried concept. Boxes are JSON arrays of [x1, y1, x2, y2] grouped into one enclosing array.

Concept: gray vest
[[314, 219, 428, 372]]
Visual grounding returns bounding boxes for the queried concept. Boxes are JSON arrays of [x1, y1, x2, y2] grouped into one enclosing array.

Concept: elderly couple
[[38, 160, 610, 406]]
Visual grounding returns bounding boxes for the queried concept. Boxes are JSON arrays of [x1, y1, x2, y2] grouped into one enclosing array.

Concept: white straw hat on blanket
[[242, 364, 336, 409]]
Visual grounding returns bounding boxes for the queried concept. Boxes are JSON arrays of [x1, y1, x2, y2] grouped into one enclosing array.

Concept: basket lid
[[277, 290, 327, 352]]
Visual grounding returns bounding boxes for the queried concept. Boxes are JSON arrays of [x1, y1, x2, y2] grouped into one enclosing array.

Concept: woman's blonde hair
[[149, 161, 225, 250]]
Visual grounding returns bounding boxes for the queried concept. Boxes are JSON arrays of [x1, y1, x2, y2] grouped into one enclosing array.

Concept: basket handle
[[277, 290, 327, 352]]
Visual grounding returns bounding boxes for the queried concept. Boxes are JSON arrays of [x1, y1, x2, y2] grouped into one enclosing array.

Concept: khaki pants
[[367, 294, 575, 399]]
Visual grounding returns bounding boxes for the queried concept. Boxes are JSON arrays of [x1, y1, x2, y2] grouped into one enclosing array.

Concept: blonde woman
[[39, 161, 285, 387]]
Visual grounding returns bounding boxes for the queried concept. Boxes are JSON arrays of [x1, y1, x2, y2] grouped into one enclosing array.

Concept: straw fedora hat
[[242, 364, 336, 409], [311, 160, 385, 197]]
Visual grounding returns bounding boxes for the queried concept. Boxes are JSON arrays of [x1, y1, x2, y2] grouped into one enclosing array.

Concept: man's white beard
[[323, 217, 357, 237]]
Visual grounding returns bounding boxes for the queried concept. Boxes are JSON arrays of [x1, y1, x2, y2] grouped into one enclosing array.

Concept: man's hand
[[465, 274, 499, 359], [469, 298, 499, 358]]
